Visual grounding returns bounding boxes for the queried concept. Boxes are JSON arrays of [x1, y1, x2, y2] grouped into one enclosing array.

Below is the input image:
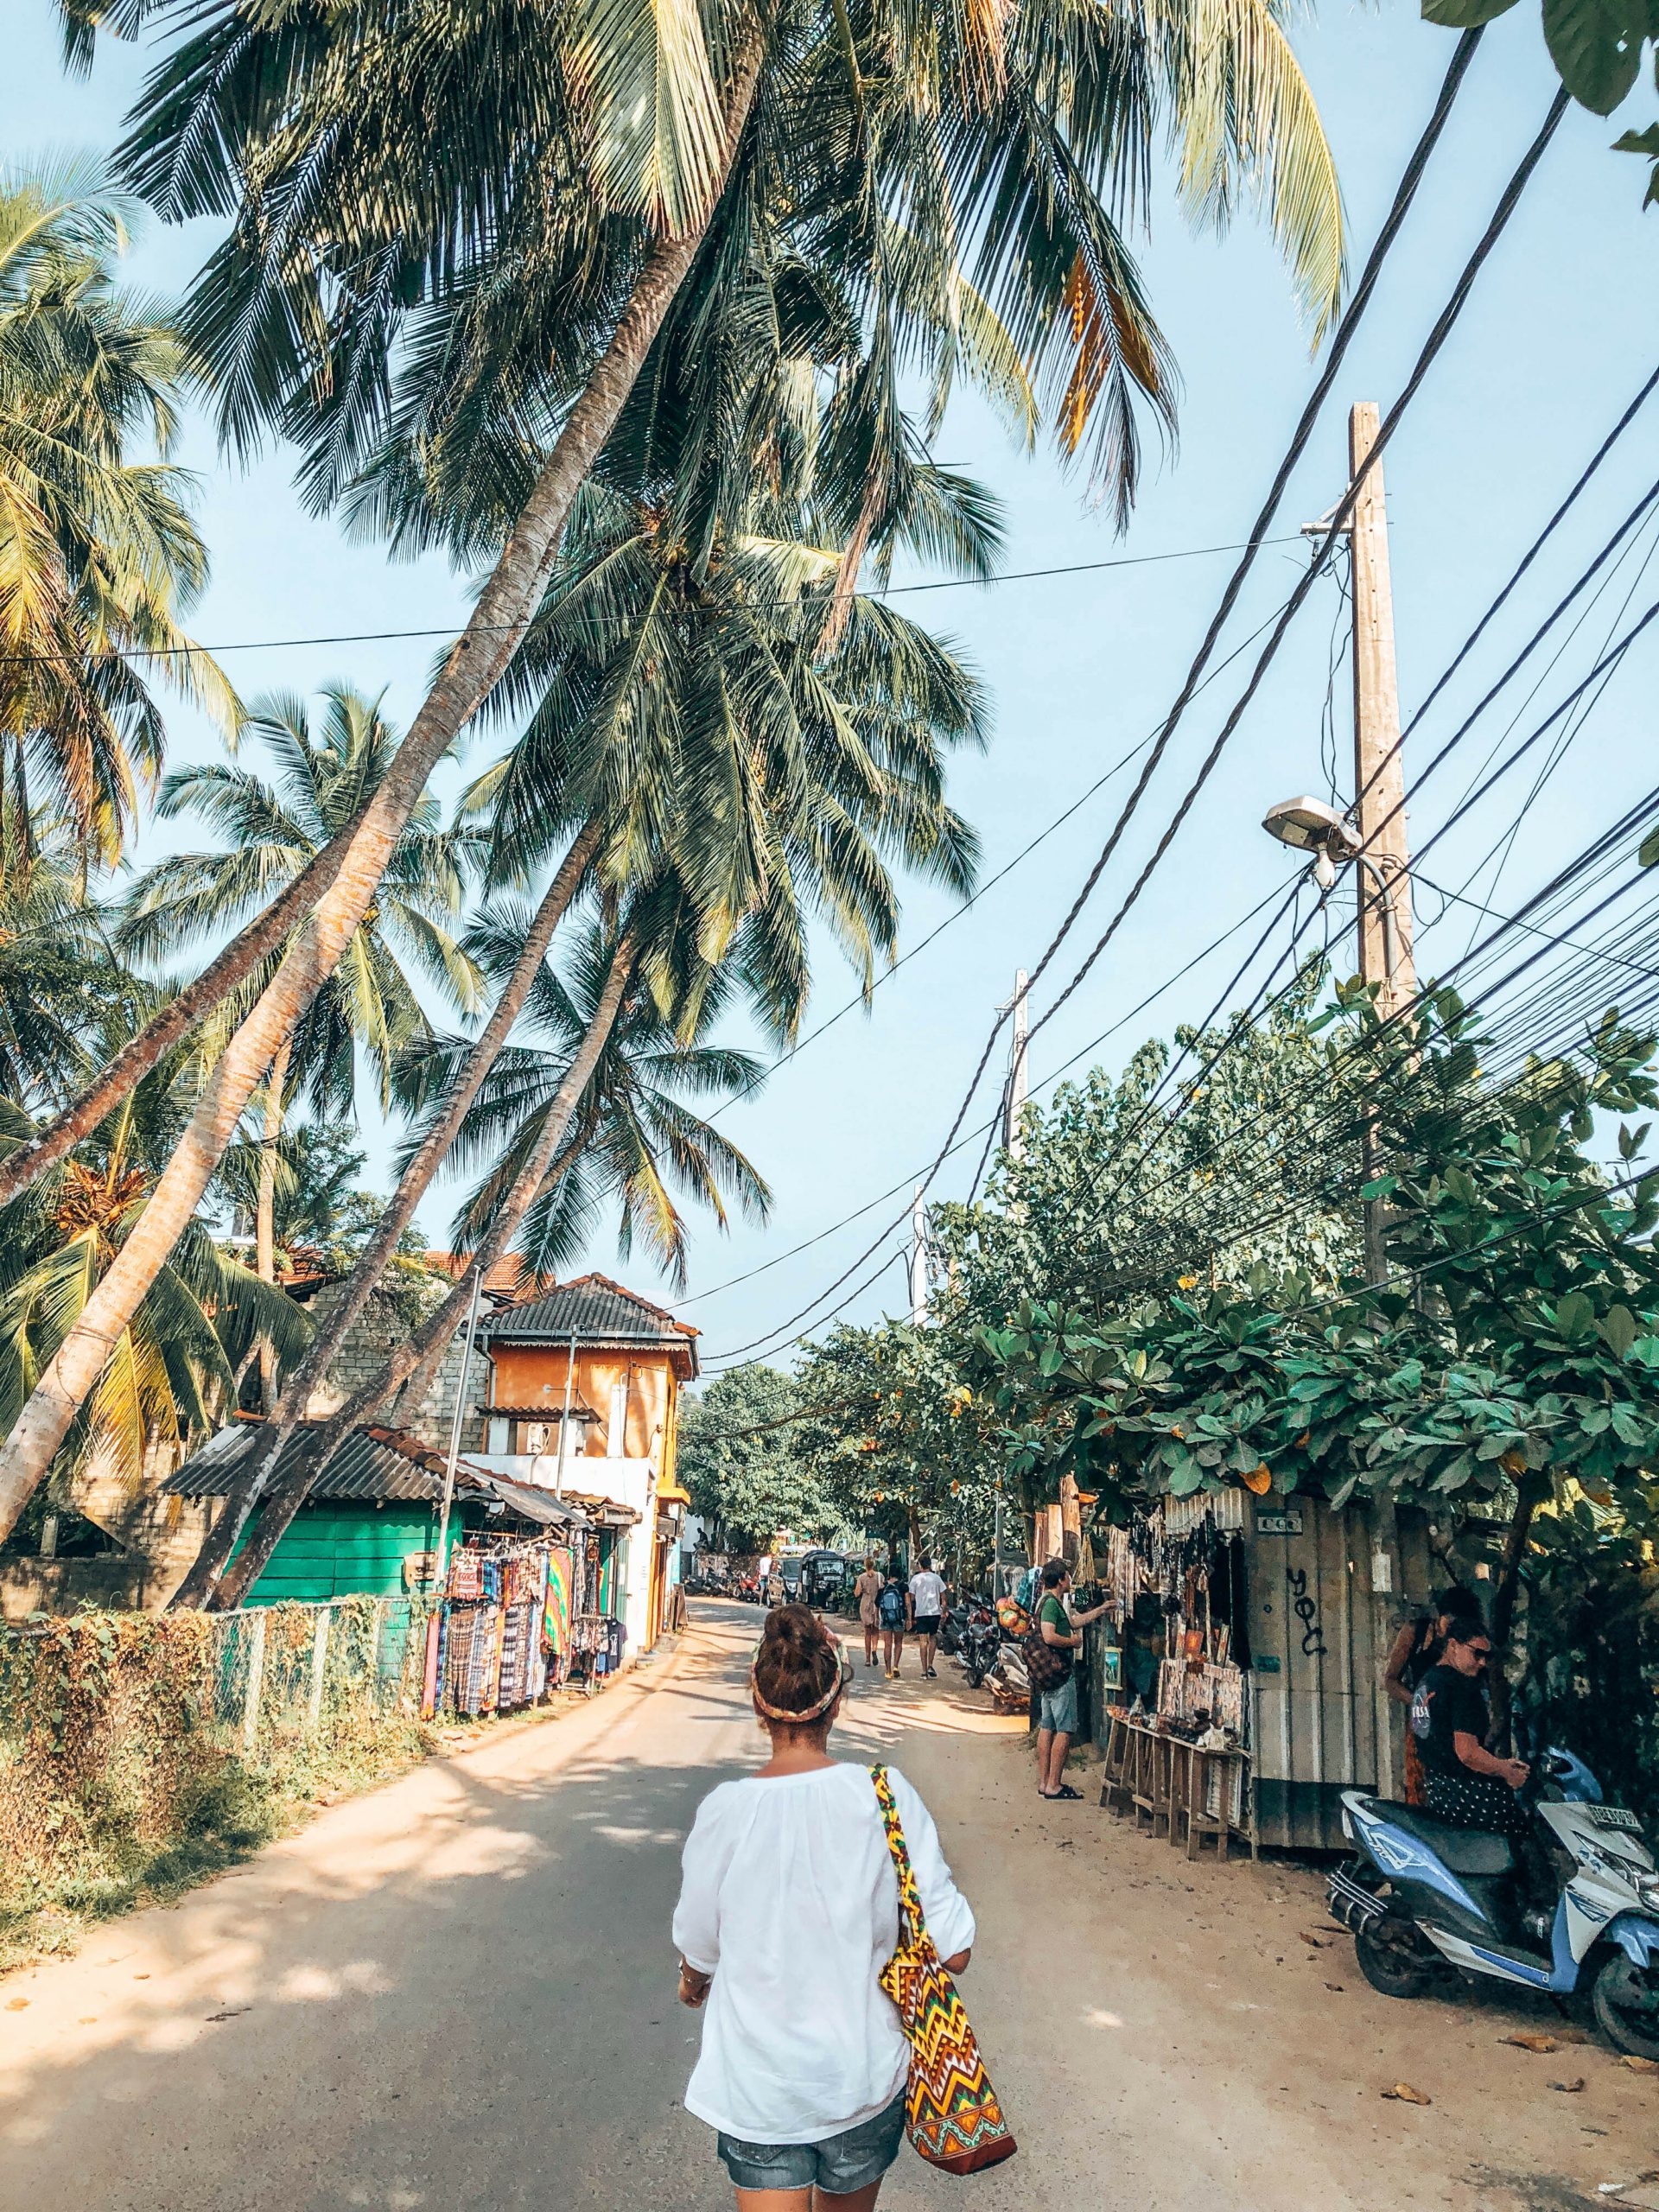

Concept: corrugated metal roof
[[482, 1273, 697, 1374], [164, 1423, 444, 1503], [164, 1423, 590, 1529]]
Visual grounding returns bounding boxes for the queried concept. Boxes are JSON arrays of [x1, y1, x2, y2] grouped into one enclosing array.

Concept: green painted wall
[[238, 1503, 443, 1605]]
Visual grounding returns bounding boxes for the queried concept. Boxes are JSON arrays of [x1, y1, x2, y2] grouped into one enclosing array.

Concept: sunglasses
[[1465, 1645, 1492, 1662]]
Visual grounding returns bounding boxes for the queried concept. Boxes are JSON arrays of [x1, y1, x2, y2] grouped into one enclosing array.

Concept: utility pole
[[1004, 969, 1029, 1160], [1349, 402, 1417, 1021], [1349, 403, 1414, 1799], [1349, 402, 1419, 1291], [909, 1185, 927, 1326]]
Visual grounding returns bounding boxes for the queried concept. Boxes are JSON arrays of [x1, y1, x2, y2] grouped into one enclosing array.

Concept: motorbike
[[1328, 1749, 1659, 2058], [954, 1601, 1002, 1690], [986, 1633, 1032, 1709]]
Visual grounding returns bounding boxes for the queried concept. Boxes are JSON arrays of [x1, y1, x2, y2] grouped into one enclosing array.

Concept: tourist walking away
[[906, 1557, 946, 1680], [854, 1556, 883, 1669], [673, 1604, 976, 2212], [1033, 1561, 1109, 1800], [1410, 1616, 1530, 1845], [1384, 1583, 1483, 1806], [878, 1567, 907, 1679]]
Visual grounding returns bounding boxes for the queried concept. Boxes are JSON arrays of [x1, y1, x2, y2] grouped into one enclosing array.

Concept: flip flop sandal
[[1050, 1784, 1084, 1800]]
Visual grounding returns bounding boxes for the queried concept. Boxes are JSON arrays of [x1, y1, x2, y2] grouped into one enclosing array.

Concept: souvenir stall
[[1096, 1491, 1253, 1856], [1094, 1490, 1420, 1853], [423, 1523, 591, 1719]]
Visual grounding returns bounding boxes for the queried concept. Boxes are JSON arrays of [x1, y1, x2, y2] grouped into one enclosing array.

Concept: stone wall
[[302, 1284, 486, 1453]]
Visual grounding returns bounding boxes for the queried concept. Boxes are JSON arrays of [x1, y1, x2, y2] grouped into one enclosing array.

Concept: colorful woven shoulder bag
[[869, 1765, 1017, 2176]]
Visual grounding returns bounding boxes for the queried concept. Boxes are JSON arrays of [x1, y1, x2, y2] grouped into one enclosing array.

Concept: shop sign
[[1255, 1508, 1304, 1536]]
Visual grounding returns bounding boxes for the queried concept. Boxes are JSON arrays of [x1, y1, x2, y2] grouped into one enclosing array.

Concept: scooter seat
[[1350, 1796, 1516, 1877]]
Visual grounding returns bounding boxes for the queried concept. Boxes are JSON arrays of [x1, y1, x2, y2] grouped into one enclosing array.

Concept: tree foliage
[[677, 1362, 850, 1550]]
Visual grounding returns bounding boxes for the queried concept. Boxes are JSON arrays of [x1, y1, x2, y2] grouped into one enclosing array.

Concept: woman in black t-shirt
[[1384, 1584, 1482, 1805], [1409, 1618, 1530, 1841]]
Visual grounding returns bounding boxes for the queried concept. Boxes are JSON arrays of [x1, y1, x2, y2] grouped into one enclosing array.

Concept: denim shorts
[[716, 2089, 907, 2194], [1038, 1672, 1079, 1734]]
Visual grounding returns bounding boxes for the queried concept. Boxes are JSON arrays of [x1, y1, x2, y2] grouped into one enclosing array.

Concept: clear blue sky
[[7, 3, 1659, 1373]]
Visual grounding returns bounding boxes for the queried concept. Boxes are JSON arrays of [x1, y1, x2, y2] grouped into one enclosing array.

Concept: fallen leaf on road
[[203, 2007, 250, 2024], [4, 1999, 27, 2012], [133, 1974, 149, 1981], [1325, 1982, 1345, 1993], [1618, 2056, 1659, 2074], [1499, 2033, 1560, 2053], [1300, 1931, 1325, 1948], [76, 2018, 97, 2027], [1382, 2083, 1432, 2105], [1550, 2079, 1586, 2094]]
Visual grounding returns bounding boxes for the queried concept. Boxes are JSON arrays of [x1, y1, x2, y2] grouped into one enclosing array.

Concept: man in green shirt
[[1035, 1560, 1110, 1801]]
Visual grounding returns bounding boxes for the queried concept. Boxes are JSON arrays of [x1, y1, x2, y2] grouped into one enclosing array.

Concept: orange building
[[470, 1274, 697, 1652]]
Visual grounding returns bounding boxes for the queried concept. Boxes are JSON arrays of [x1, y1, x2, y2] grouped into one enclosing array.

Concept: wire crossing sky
[[6, 5, 1659, 1370]]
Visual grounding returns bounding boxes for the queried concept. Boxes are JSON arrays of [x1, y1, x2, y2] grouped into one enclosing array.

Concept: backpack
[[1024, 1599, 1074, 1693], [879, 1582, 906, 1628]]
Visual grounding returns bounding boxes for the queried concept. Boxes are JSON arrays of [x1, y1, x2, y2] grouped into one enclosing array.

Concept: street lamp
[[1262, 794, 1401, 989]]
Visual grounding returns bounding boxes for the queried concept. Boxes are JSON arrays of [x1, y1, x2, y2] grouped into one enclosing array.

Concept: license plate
[[1587, 1805, 1643, 1834]]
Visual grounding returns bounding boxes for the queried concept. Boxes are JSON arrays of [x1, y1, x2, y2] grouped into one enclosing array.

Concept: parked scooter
[[1328, 1749, 1659, 2057], [955, 1601, 1001, 1690]]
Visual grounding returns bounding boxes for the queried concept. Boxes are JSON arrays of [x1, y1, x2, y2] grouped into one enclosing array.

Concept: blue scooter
[[1328, 1750, 1659, 2058]]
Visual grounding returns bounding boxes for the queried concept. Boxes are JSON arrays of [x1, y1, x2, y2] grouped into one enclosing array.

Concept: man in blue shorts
[[1035, 1561, 1109, 1800]]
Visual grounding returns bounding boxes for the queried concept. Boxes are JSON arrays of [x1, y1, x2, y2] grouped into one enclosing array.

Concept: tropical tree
[[0, 810, 125, 1109], [678, 1363, 849, 1551], [423, 912, 772, 1291], [171, 464, 989, 1603], [0, 1032, 307, 1491], [0, 162, 235, 869], [118, 683, 483, 1398], [0, 0, 1346, 1522]]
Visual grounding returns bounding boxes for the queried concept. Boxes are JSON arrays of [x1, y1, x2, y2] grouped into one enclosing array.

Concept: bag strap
[[869, 1764, 926, 1948]]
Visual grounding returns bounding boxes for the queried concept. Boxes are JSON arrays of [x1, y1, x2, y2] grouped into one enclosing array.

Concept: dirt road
[[0, 1601, 1652, 2212]]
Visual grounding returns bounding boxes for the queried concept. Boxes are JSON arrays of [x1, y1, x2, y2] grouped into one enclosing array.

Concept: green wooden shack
[[163, 1420, 585, 1604]]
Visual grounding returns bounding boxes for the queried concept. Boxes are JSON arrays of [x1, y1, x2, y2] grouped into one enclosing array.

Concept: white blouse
[[672, 1761, 976, 2145]]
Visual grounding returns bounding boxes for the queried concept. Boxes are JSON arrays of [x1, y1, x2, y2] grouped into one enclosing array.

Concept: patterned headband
[[750, 1638, 851, 1723]]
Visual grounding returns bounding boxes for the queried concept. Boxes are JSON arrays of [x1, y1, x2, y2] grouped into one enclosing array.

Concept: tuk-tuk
[[800, 1549, 851, 1611]]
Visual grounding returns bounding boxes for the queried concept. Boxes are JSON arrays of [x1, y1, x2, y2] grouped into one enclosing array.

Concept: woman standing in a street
[[853, 1555, 882, 1669], [673, 1605, 976, 2211]]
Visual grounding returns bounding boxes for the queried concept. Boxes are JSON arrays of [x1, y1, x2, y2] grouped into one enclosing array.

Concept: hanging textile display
[[544, 1545, 575, 1667]]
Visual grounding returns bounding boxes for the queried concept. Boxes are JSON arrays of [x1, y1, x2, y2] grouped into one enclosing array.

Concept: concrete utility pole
[[909, 1185, 928, 1326], [1349, 402, 1417, 1020], [1004, 969, 1029, 1160]]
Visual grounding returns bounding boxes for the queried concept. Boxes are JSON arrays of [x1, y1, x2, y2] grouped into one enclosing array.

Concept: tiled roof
[[483, 1273, 698, 1375], [424, 1251, 532, 1300], [162, 1421, 586, 1528]]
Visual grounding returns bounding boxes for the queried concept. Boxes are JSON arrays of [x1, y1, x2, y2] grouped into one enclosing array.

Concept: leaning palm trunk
[[166, 819, 601, 1607], [255, 1033, 293, 1413], [0, 848, 346, 1214], [817, 474, 883, 657], [201, 931, 638, 1608], [0, 41, 765, 1546]]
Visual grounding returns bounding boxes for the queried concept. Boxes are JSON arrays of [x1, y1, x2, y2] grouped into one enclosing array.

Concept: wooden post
[[1349, 402, 1417, 1022], [1350, 402, 1416, 1801], [1004, 970, 1029, 1160], [307, 1604, 330, 1728], [241, 1609, 266, 1751]]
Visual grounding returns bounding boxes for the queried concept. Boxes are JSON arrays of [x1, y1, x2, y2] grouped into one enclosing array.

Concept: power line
[[688, 877, 1294, 1319], [697, 35, 1497, 1366], [0, 536, 1308, 671]]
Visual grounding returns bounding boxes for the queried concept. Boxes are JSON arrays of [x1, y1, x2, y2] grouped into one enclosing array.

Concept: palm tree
[[0, 162, 236, 870], [118, 683, 484, 1398], [0, 1027, 308, 1492], [0, 810, 126, 1111], [172, 480, 988, 1603], [417, 912, 772, 1291], [4, 0, 1343, 1529]]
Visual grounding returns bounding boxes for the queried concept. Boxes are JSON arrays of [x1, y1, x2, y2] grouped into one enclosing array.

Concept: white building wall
[[466, 1450, 659, 1655]]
